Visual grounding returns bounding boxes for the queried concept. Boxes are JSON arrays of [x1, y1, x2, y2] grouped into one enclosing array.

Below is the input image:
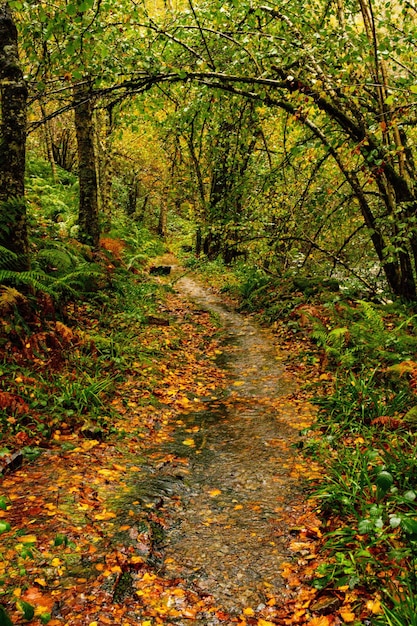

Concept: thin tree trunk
[[73, 82, 100, 248], [94, 106, 113, 225], [157, 194, 168, 238], [0, 3, 29, 268], [40, 100, 57, 183]]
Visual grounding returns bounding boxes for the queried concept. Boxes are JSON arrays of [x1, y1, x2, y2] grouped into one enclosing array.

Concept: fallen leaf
[[366, 599, 382, 614]]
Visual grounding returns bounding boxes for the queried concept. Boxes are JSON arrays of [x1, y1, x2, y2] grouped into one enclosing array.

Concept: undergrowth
[[0, 155, 168, 458], [190, 257, 417, 623]]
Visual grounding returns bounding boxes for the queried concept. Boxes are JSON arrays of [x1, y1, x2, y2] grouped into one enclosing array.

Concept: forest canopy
[[2, 0, 417, 299]]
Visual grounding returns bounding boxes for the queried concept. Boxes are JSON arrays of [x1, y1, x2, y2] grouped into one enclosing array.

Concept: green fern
[[36, 248, 77, 275], [53, 265, 104, 297], [0, 269, 55, 294], [358, 300, 384, 333], [311, 326, 328, 347], [0, 245, 28, 271]]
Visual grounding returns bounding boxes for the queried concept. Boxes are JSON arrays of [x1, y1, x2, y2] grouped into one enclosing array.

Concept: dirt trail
[[0, 273, 319, 626], [152, 275, 317, 618]]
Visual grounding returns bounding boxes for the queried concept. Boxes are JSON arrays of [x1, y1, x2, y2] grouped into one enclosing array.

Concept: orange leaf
[[309, 617, 333, 626]]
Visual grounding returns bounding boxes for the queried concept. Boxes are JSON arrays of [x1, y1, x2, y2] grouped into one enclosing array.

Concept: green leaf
[[17, 600, 35, 621], [389, 514, 402, 528], [0, 521, 11, 534], [54, 534, 68, 547], [358, 518, 373, 534], [0, 606, 13, 626], [403, 490, 416, 501], [401, 517, 417, 536], [375, 470, 394, 498], [410, 85, 417, 94], [40, 613, 51, 624], [0, 496, 7, 511]]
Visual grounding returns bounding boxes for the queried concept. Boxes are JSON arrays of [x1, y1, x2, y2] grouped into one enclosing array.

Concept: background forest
[[3, 0, 417, 624]]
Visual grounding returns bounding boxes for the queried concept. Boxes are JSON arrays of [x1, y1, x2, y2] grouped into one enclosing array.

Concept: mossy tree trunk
[[73, 82, 100, 249], [0, 3, 29, 269]]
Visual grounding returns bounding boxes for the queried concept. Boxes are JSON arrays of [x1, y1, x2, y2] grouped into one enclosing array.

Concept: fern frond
[[0, 245, 27, 271], [327, 327, 349, 345], [53, 265, 103, 296], [0, 269, 55, 294], [37, 248, 76, 275], [358, 300, 384, 332], [311, 328, 328, 346]]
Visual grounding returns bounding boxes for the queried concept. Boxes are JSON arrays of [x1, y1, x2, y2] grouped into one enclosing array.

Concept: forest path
[[158, 273, 318, 619], [0, 269, 321, 626]]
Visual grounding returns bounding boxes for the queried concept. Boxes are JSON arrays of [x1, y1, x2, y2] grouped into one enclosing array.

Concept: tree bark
[[157, 194, 167, 238], [0, 2, 29, 268], [73, 82, 100, 248], [40, 100, 57, 183]]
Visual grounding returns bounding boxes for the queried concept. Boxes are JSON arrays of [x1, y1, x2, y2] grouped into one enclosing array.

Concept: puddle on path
[[147, 276, 315, 619]]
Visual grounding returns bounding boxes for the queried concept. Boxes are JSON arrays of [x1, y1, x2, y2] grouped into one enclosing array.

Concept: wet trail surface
[[147, 276, 315, 619], [0, 273, 319, 626]]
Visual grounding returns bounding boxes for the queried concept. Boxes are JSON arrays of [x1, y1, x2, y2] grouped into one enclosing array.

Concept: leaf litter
[[0, 271, 354, 625]]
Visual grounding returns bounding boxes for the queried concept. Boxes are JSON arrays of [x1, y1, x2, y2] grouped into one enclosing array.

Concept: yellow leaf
[[182, 438, 195, 447], [340, 610, 356, 622], [20, 534, 37, 543], [208, 489, 222, 497], [81, 440, 100, 450], [366, 599, 382, 614], [34, 578, 47, 587], [94, 510, 116, 520], [243, 607, 254, 616], [51, 558, 62, 567], [233, 381, 245, 386], [98, 469, 118, 477], [13, 588, 22, 598], [130, 556, 144, 564], [257, 620, 275, 626]]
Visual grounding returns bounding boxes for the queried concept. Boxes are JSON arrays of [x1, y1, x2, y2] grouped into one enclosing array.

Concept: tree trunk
[[40, 100, 57, 183], [157, 194, 167, 238], [0, 3, 29, 269], [94, 106, 113, 224], [73, 82, 100, 248]]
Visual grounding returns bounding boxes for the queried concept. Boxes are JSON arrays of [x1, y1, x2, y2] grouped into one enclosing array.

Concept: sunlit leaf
[[20, 534, 37, 544]]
